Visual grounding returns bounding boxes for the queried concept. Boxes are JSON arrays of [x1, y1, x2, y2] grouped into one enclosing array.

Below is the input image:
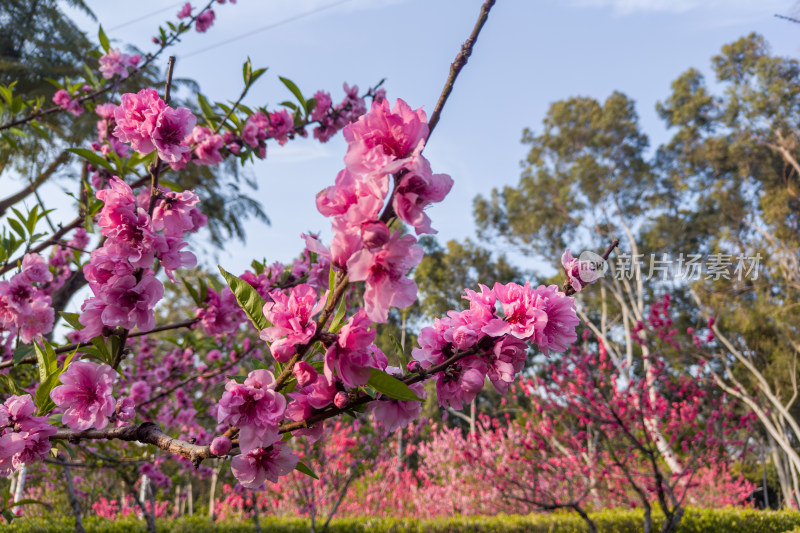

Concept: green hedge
[[5, 508, 800, 533]]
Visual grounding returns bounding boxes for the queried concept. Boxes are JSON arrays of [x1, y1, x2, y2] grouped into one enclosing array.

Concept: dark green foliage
[[6, 508, 800, 532]]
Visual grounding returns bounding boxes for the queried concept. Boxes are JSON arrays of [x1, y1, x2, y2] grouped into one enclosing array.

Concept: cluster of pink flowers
[[52, 89, 84, 117], [0, 254, 55, 345], [79, 177, 203, 339], [224, 85, 376, 160], [98, 49, 140, 80], [196, 287, 244, 337], [177, 2, 233, 33], [313, 98, 452, 323], [100, 89, 229, 171], [260, 284, 326, 362], [411, 282, 579, 409], [216, 369, 299, 488], [112, 88, 196, 164], [0, 395, 57, 476], [310, 84, 377, 143]]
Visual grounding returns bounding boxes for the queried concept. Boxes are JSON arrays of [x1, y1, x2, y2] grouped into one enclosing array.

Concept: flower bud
[[334, 391, 349, 409], [210, 436, 232, 456]]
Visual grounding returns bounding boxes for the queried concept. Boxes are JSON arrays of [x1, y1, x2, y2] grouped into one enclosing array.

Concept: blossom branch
[[0, 217, 84, 277], [0, 1, 217, 132], [0, 318, 199, 369]]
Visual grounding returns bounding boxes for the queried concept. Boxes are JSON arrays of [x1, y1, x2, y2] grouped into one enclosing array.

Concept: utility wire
[[108, 2, 184, 31], [182, 0, 353, 59]]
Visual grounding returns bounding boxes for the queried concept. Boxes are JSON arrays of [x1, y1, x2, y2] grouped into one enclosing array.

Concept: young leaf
[[34, 371, 62, 415], [328, 296, 347, 333], [218, 266, 270, 331], [367, 368, 422, 402], [279, 77, 305, 110], [98, 25, 110, 53], [33, 341, 56, 383], [295, 461, 319, 479], [59, 311, 85, 331], [66, 148, 115, 174], [12, 344, 34, 366]]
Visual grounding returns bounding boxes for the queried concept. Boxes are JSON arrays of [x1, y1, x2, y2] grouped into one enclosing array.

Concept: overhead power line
[[182, 0, 353, 59], [108, 2, 184, 31]]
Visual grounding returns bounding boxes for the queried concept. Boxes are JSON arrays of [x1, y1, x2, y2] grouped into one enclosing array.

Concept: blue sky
[[62, 0, 800, 278]]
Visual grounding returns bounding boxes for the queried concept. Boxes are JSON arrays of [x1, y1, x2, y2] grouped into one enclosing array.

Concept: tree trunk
[[60, 460, 85, 533], [208, 462, 220, 521]]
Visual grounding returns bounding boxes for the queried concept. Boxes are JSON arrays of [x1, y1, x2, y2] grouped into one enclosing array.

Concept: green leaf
[[12, 344, 34, 365], [389, 334, 408, 372], [279, 76, 305, 110], [158, 179, 182, 192], [242, 57, 252, 85], [7, 218, 25, 239], [59, 311, 84, 331], [25, 205, 39, 234], [251, 67, 268, 85], [66, 148, 115, 173], [218, 265, 270, 331], [197, 93, 217, 129], [9, 498, 48, 508], [2, 509, 14, 523], [34, 371, 62, 415], [33, 341, 56, 383], [98, 25, 110, 53], [367, 368, 422, 402], [0, 375, 23, 396], [328, 265, 336, 293], [295, 461, 319, 479], [328, 296, 347, 333], [181, 276, 202, 306]]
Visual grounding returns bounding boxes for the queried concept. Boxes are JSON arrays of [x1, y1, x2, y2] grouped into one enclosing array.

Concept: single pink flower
[[267, 109, 294, 145], [151, 189, 203, 236], [113, 89, 165, 155], [99, 49, 138, 79], [482, 281, 547, 341], [177, 2, 192, 18], [531, 285, 580, 356], [347, 231, 423, 323], [17, 297, 54, 344], [195, 9, 215, 32], [343, 98, 428, 175], [390, 155, 453, 235], [217, 369, 286, 452], [191, 126, 224, 166], [152, 105, 196, 163], [20, 253, 52, 284], [50, 361, 117, 431], [230, 441, 298, 489]]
